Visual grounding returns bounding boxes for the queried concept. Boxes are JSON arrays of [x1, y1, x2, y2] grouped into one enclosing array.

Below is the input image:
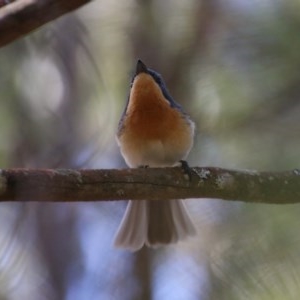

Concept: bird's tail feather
[[114, 200, 195, 251]]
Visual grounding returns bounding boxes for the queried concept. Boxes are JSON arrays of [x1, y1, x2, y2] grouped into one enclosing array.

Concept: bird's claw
[[179, 160, 193, 181]]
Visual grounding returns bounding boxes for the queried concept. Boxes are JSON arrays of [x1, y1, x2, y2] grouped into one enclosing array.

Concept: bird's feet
[[179, 160, 193, 181]]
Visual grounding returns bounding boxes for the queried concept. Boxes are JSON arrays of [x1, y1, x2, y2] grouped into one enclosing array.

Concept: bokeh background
[[1, 0, 300, 299]]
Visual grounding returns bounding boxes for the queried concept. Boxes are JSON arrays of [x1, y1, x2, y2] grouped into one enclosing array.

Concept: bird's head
[[129, 59, 181, 109]]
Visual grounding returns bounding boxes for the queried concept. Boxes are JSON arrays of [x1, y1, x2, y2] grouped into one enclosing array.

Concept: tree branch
[[0, 167, 299, 203], [0, 0, 91, 47]]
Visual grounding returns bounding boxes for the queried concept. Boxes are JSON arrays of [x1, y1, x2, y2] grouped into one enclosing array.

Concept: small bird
[[114, 59, 196, 251]]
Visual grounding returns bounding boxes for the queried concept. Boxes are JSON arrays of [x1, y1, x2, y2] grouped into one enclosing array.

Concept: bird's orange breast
[[123, 73, 186, 140]]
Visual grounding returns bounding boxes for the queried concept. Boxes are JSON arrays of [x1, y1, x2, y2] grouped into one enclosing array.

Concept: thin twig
[[0, 0, 91, 47]]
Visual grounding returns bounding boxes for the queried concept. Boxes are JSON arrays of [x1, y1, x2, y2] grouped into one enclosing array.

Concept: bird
[[114, 59, 196, 251]]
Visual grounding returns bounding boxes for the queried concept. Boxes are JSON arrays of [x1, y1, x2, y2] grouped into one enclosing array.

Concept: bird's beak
[[135, 59, 148, 75]]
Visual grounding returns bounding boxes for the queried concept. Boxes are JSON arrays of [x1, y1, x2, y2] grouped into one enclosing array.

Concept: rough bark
[[0, 167, 299, 203]]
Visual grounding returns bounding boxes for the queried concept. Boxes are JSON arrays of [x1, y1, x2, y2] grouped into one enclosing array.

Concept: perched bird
[[114, 59, 196, 251]]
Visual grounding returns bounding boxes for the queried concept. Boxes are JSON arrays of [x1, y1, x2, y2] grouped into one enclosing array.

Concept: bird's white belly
[[118, 138, 188, 168]]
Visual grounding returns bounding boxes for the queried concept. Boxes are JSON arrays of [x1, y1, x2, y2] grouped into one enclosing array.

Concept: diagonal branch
[[0, 0, 92, 47], [0, 167, 299, 203]]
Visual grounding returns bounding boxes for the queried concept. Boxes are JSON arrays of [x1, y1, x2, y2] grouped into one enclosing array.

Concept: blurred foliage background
[[0, 0, 300, 299]]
